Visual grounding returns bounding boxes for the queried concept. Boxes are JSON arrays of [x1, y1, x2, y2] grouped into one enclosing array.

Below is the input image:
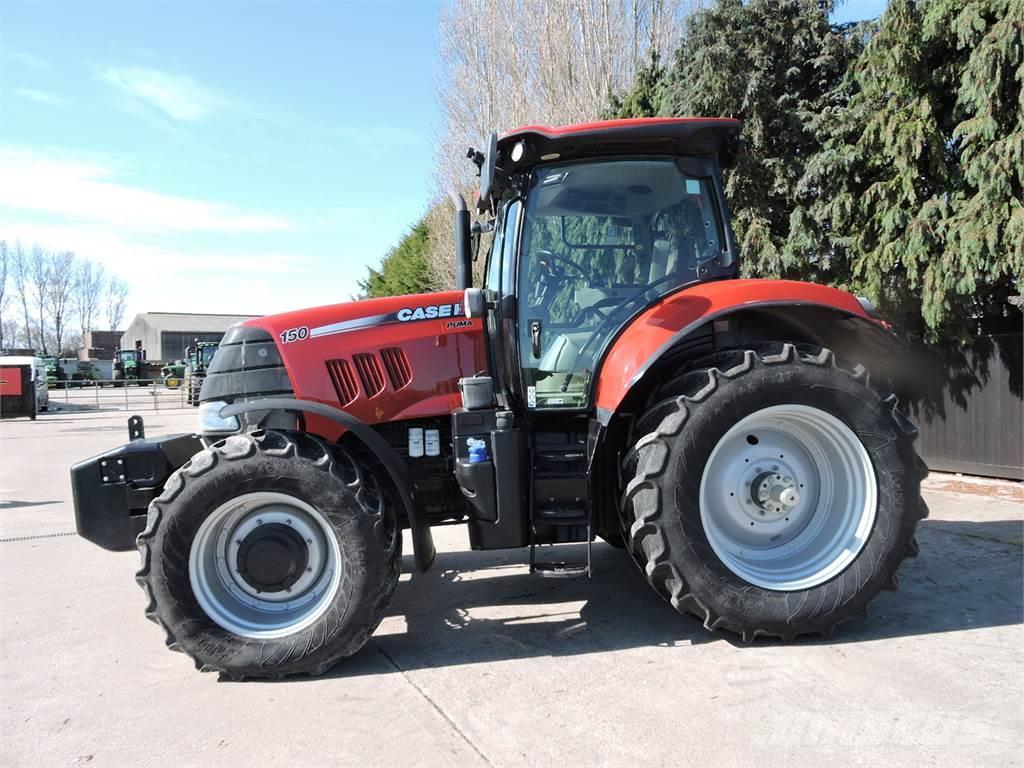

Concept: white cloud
[[0, 147, 291, 234], [0, 220, 341, 320], [3, 49, 49, 69], [96, 66, 222, 123], [14, 88, 68, 105]]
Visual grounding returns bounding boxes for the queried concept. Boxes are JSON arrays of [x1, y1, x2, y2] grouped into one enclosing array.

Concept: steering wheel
[[572, 271, 688, 362], [535, 249, 597, 281], [573, 295, 625, 325]]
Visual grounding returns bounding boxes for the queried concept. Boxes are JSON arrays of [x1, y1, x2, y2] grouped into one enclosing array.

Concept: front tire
[[136, 430, 400, 678], [621, 343, 928, 641]]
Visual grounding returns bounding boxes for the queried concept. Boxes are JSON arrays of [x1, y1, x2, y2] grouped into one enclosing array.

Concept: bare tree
[[1, 318, 17, 350], [29, 245, 50, 354], [75, 258, 106, 341], [48, 251, 76, 356], [106, 275, 129, 331], [429, 0, 700, 285], [0, 241, 8, 350], [11, 242, 34, 349]]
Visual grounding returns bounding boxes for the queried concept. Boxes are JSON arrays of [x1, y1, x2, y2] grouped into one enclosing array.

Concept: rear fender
[[594, 279, 903, 423]]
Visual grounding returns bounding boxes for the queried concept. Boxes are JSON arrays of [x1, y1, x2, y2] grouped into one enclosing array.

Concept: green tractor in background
[[161, 360, 186, 389], [41, 356, 65, 388], [185, 340, 218, 406], [111, 345, 146, 386]]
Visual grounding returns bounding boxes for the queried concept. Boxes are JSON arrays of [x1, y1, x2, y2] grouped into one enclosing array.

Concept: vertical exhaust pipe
[[448, 190, 472, 290]]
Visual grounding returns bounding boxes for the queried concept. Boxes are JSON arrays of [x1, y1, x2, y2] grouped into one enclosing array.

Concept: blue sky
[[0, 0, 442, 319], [0, 0, 887, 321]]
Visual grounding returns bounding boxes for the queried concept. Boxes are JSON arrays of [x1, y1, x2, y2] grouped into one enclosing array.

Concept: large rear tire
[[136, 429, 400, 678], [621, 343, 928, 641]]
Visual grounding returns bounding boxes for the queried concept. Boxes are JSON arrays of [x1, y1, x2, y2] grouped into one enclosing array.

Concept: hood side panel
[[242, 291, 487, 426]]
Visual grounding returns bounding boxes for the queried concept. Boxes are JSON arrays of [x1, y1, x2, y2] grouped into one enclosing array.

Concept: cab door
[[481, 198, 525, 411]]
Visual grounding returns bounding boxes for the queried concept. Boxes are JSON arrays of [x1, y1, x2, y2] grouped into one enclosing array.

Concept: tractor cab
[[468, 119, 739, 412], [454, 119, 742, 574]]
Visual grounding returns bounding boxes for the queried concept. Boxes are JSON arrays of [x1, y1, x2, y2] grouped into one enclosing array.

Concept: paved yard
[[1, 411, 1022, 767]]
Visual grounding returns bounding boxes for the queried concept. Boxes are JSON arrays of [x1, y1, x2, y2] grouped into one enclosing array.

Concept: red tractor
[[71, 118, 927, 679]]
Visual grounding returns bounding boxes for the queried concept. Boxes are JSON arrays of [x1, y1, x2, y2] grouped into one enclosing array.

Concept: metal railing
[[44, 379, 196, 413]]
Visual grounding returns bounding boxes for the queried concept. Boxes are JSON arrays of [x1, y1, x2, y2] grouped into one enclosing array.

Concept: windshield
[[201, 346, 217, 364], [518, 158, 726, 409], [121, 351, 137, 362]]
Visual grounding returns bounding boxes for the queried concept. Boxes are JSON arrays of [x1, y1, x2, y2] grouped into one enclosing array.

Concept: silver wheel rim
[[189, 491, 342, 639], [698, 404, 876, 591]]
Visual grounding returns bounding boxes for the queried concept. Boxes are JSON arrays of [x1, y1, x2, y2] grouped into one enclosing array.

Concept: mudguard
[[594, 279, 886, 420], [219, 397, 436, 573]]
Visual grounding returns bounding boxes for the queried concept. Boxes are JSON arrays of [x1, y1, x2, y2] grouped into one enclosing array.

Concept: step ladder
[[528, 447, 592, 579]]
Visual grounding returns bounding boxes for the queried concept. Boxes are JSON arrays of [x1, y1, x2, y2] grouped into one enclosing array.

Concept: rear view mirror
[[477, 132, 498, 214]]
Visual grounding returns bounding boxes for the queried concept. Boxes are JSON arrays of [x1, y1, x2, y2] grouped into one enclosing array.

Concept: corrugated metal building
[[120, 312, 259, 361]]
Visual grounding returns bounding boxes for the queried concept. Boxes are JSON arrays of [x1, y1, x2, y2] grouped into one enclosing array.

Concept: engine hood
[[239, 290, 487, 427]]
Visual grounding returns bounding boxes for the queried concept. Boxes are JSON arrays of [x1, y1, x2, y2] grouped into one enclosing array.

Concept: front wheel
[[136, 430, 400, 678], [621, 343, 928, 641]]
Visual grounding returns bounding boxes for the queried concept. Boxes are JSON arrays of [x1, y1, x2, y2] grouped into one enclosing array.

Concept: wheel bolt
[[306, 538, 313, 545]]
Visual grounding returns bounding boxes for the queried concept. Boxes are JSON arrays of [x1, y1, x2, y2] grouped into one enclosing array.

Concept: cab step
[[528, 443, 593, 578], [532, 562, 590, 579]]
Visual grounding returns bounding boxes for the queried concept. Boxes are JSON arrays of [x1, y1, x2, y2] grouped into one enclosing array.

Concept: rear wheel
[[621, 343, 927, 640], [137, 429, 400, 678]]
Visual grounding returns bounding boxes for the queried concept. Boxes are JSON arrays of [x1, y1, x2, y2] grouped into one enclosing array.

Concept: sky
[[0, 0, 888, 323], [0, 0, 443, 321]]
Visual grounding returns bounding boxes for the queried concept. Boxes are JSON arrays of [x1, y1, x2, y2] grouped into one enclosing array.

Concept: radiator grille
[[326, 359, 358, 405], [353, 353, 386, 397], [380, 347, 412, 390]]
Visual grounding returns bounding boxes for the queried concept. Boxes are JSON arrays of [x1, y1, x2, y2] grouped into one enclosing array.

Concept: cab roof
[[497, 117, 741, 170]]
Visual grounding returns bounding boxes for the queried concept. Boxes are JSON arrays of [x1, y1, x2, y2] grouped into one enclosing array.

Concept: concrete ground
[[1, 411, 1021, 768]]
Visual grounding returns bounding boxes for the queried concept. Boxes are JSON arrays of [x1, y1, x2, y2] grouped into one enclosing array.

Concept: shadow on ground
[[254, 518, 1023, 683], [0, 500, 60, 511]]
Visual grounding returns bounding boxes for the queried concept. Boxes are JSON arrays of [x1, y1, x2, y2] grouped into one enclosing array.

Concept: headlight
[[199, 400, 240, 433]]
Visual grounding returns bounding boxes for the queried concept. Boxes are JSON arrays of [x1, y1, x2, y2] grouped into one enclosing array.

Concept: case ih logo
[[397, 303, 463, 322], [309, 303, 467, 340]]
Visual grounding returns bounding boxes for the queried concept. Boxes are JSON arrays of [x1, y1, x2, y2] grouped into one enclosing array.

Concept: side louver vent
[[380, 347, 412, 390], [326, 359, 358, 405], [353, 353, 386, 397]]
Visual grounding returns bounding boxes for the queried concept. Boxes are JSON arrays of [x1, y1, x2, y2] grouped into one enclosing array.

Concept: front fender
[[594, 279, 880, 420], [220, 398, 436, 573]]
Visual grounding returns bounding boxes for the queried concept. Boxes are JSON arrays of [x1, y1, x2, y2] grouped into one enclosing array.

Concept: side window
[[518, 159, 726, 410], [484, 209, 504, 293], [500, 201, 521, 295]]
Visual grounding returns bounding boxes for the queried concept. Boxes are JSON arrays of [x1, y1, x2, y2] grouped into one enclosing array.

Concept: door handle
[[530, 320, 542, 359]]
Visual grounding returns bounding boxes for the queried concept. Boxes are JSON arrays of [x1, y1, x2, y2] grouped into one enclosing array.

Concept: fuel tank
[[241, 290, 488, 428]]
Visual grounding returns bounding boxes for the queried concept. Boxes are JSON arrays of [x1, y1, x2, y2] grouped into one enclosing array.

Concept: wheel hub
[[750, 470, 800, 518], [236, 523, 309, 593], [189, 492, 342, 638], [699, 404, 877, 591]]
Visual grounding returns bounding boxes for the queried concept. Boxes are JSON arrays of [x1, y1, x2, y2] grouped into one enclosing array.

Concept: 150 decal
[[280, 326, 309, 344]]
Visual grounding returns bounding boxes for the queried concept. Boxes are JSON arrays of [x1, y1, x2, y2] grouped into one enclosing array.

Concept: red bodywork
[[594, 279, 872, 413], [242, 291, 487, 437], [241, 279, 872, 430], [501, 116, 739, 139]]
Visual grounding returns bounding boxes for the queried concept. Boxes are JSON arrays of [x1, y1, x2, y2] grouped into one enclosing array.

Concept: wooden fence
[[907, 333, 1023, 480]]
